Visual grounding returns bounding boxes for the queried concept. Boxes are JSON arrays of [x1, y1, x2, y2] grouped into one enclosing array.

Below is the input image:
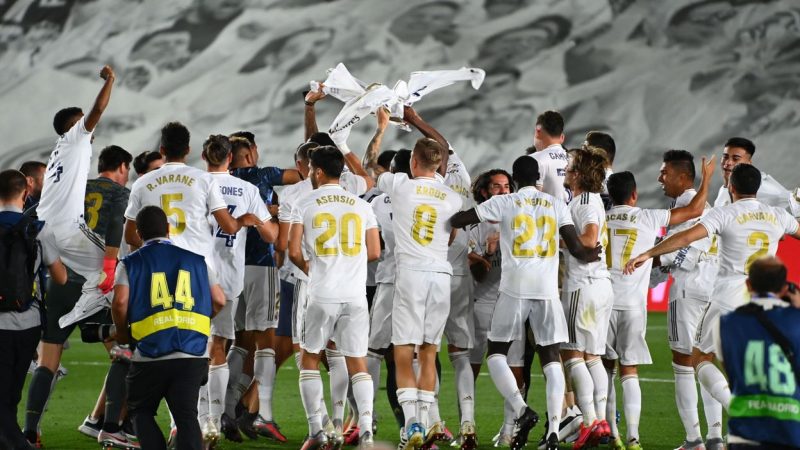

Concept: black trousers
[[127, 357, 207, 450], [0, 326, 41, 450]]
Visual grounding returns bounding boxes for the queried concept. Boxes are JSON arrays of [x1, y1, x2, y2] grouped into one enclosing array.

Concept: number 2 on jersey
[[745, 231, 769, 273], [160, 193, 186, 235], [511, 214, 556, 258], [411, 204, 437, 246], [313, 212, 362, 256]]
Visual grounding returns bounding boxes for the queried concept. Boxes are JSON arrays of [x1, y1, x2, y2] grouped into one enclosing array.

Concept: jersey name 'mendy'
[[316, 194, 356, 206], [514, 197, 552, 208], [416, 185, 448, 200], [146, 174, 195, 191]]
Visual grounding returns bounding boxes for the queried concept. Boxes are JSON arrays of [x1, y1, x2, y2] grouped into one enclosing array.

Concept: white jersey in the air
[[563, 192, 610, 291], [377, 172, 462, 274], [699, 198, 798, 306], [467, 221, 502, 304], [372, 193, 396, 284], [531, 144, 571, 203], [475, 186, 572, 300], [606, 205, 670, 310], [125, 162, 227, 267], [278, 178, 313, 283], [292, 184, 377, 302], [664, 189, 718, 299], [445, 152, 472, 276], [38, 116, 93, 224], [209, 172, 270, 299]]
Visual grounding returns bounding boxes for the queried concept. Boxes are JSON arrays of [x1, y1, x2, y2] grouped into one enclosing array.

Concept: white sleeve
[[114, 262, 129, 287], [124, 183, 141, 221], [364, 205, 378, 230], [206, 178, 227, 213], [554, 199, 574, 228], [474, 195, 504, 223], [278, 187, 295, 223], [699, 206, 727, 237], [64, 116, 92, 143], [248, 188, 271, 221], [377, 172, 398, 197], [779, 208, 800, 235], [39, 235, 59, 266], [345, 172, 368, 196], [573, 202, 601, 230], [644, 209, 671, 230], [467, 225, 484, 256]]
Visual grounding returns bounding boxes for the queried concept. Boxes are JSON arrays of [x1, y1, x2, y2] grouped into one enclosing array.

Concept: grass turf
[[21, 312, 719, 449]]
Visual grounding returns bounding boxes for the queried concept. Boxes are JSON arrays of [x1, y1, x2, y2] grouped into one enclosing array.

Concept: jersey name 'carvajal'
[[735, 211, 778, 225]]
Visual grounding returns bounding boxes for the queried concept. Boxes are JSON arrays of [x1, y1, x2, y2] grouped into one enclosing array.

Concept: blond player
[[376, 137, 461, 450], [626, 164, 800, 412], [450, 156, 601, 450], [603, 159, 713, 450], [288, 146, 381, 450], [202, 135, 277, 444]]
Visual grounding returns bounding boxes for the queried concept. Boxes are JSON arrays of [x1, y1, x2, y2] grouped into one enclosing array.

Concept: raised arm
[[304, 88, 325, 141], [404, 106, 450, 177], [625, 223, 709, 274], [363, 108, 390, 177], [84, 65, 116, 132], [561, 224, 602, 263], [332, 133, 375, 192], [669, 156, 716, 225]]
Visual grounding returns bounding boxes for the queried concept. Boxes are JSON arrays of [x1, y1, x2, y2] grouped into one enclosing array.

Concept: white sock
[[487, 354, 527, 417], [295, 352, 303, 370], [429, 371, 442, 424], [198, 382, 210, 425], [325, 349, 348, 427], [672, 363, 701, 441], [417, 390, 435, 429], [397, 388, 418, 428], [449, 351, 475, 425], [367, 351, 383, 400], [351, 372, 374, 436], [587, 358, 608, 421], [700, 383, 723, 439], [543, 362, 566, 437], [208, 363, 229, 428], [300, 370, 324, 435], [606, 366, 619, 438], [502, 396, 516, 436], [565, 358, 596, 425], [696, 362, 731, 411], [255, 348, 276, 421], [225, 346, 248, 417], [621, 375, 641, 442]]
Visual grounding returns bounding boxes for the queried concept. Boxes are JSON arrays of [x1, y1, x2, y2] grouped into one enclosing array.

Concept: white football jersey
[[665, 189, 718, 299], [278, 178, 313, 282], [38, 117, 93, 224], [475, 186, 572, 299], [125, 163, 226, 267], [372, 193, 396, 284], [531, 144, 570, 203], [377, 172, 462, 274], [606, 205, 670, 310], [209, 173, 270, 299], [467, 221, 502, 304], [700, 198, 798, 302], [445, 152, 472, 276], [293, 184, 377, 302], [713, 173, 790, 210], [563, 192, 610, 291]]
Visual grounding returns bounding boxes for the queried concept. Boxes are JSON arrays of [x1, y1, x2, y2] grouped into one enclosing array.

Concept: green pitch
[[22, 312, 719, 449]]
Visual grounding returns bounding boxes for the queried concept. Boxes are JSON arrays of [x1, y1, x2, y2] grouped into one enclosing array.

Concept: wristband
[[337, 142, 352, 155], [305, 101, 314, 107]]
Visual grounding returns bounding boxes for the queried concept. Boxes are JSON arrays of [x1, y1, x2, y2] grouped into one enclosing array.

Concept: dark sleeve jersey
[[66, 177, 130, 283]]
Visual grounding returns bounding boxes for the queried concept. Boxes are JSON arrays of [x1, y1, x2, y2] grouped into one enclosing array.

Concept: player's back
[[84, 177, 130, 238], [296, 184, 376, 301], [564, 192, 610, 290], [127, 162, 223, 261], [39, 117, 93, 224], [531, 145, 570, 203], [606, 205, 669, 309], [371, 193, 396, 284], [475, 186, 571, 300], [379, 173, 462, 274], [702, 198, 799, 282]]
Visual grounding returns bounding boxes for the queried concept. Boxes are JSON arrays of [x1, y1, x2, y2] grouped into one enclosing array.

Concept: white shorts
[[605, 308, 652, 366], [561, 279, 613, 355], [667, 296, 710, 355], [392, 268, 450, 346], [41, 221, 107, 328], [211, 298, 238, 340], [300, 299, 369, 357], [292, 279, 309, 344], [444, 274, 474, 349], [488, 293, 568, 347], [236, 266, 280, 331], [694, 302, 733, 355], [368, 283, 394, 350], [471, 301, 523, 366]]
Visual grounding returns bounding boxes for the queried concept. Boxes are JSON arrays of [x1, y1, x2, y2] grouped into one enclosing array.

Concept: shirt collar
[[750, 295, 788, 310], [319, 183, 343, 190], [0, 205, 23, 213], [142, 237, 173, 246]]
